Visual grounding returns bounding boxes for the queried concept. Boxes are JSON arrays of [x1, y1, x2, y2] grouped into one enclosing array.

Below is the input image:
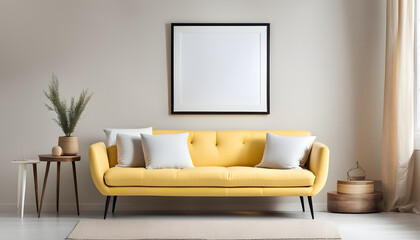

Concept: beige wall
[[0, 0, 386, 212]]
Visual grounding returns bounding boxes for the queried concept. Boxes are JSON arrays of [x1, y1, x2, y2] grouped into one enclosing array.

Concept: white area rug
[[67, 219, 341, 240]]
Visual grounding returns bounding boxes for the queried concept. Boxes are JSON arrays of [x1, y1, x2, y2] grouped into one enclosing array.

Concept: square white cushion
[[116, 133, 151, 167], [103, 127, 152, 147], [256, 133, 316, 169], [141, 133, 194, 169]]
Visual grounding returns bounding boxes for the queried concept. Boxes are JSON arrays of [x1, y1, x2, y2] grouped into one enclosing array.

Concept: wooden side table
[[11, 160, 40, 218], [38, 154, 80, 217], [328, 180, 383, 213]]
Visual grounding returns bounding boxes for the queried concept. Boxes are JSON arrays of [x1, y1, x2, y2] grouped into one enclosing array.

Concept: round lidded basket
[[327, 191, 383, 213], [337, 180, 374, 194]]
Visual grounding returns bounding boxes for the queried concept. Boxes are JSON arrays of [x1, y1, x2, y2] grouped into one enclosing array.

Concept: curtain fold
[[382, 0, 415, 212]]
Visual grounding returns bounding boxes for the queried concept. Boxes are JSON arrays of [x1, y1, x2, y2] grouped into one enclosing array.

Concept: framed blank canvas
[[171, 23, 270, 114]]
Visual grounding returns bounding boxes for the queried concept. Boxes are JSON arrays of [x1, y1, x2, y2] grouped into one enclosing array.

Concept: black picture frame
[[171, 23, 270, 114]]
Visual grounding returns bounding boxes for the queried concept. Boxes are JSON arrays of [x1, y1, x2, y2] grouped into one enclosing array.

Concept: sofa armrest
[[89, 142, 111, 196], [309, 142, 330, 196]]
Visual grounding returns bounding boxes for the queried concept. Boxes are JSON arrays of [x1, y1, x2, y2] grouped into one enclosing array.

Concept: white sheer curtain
[[381, 0, 416, 212]]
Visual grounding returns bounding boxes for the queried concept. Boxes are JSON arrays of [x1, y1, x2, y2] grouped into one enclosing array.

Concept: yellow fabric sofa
[[89, 130, 329, 219]]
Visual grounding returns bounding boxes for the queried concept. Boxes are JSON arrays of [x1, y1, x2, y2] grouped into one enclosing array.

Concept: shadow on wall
[[166, 23, 172, 115], [342, 0, 385, 179], [102, 196, 301, 212]]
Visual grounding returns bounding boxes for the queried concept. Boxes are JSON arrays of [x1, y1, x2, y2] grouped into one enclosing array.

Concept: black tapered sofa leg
[[307, 196, 314, 219], [112, 196, 118, 214], [299, 196, 305, 212], [104, 196, 111, 219]]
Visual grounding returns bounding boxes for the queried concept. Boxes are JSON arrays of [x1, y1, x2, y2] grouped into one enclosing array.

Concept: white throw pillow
[[256, 133, 316, 169], [116, 133, 150, 167], [141, 133, 194, 169], [103, 127, 152, 147]]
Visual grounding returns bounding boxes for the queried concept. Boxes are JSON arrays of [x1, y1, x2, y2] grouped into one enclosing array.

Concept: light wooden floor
[[0, 210, 419, 240]]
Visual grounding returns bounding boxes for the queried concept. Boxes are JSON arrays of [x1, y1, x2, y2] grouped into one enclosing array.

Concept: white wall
[[0, 0, 386, 212]]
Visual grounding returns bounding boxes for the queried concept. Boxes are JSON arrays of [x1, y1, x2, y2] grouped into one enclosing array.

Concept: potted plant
[[44, 74, 93, 155]]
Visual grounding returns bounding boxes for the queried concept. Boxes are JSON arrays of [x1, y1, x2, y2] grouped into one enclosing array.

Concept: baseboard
[[0, 202, 328, 213]]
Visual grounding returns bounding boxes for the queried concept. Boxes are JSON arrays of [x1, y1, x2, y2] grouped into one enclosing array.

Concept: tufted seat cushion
[[104, 166, 315, 187]]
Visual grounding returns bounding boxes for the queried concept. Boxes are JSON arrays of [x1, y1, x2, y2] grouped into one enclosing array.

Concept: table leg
[[38, 162, 50, 218], [32, 164, 39, 213], [17, 164, 22, 212], [56, 162, 60, 212], [20, 164, 27, 218], [71, 161, 80, 216]]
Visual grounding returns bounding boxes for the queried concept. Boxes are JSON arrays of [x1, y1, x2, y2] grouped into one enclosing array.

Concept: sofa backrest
[[106, 130, 311, 167]]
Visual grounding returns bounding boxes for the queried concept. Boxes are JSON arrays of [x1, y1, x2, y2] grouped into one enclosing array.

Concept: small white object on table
[[11, 159, 40, 218]]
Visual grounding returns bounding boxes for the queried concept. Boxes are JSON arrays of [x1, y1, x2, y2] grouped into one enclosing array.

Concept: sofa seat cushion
[[104, 166, 315, 187]]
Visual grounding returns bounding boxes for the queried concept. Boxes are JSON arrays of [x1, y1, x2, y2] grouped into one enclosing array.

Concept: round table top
[[11, 160, 40, 164], [38, 154, 81, 162]]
